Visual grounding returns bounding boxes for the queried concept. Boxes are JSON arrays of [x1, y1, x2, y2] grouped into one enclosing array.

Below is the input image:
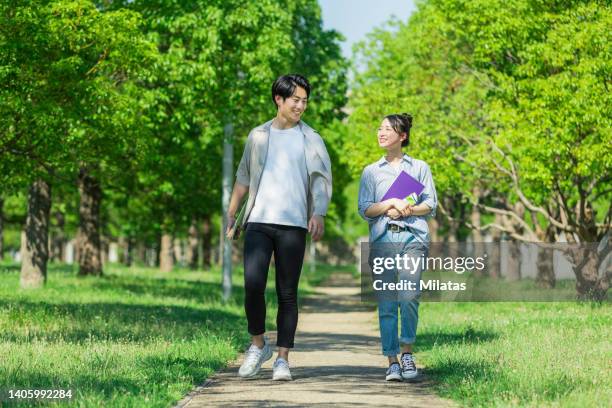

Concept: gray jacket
[[236, 119, 332, 227]]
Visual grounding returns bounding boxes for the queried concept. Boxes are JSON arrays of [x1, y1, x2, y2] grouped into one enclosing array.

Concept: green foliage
[[99, 0, 349, 238], [1, 0, 349, 249], [0, 0, 156, 190], [345, 0, 611, 240]]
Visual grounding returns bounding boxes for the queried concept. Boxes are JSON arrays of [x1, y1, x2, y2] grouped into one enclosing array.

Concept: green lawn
[[2, 261, 610, 407], [417, 301, 611, 407], [0, 261, 335, 407]]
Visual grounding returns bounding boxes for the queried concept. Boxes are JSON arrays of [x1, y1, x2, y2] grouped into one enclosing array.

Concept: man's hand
[[308, 215, 325, 241], [225, 215, 236, 240]]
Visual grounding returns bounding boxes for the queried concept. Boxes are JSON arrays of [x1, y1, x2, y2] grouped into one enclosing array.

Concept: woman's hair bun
[[401, 113, 413, 127]]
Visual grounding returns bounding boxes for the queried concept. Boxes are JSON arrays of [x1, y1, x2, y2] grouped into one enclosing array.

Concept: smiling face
[[275, 86, 308, 124], [377, 118, 406, 149]]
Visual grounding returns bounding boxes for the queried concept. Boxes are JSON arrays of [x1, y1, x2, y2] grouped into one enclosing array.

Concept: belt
[[387, 224, 410, 232]]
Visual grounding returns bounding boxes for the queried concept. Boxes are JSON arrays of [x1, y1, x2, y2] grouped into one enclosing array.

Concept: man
[[226, 74, 332, 381]]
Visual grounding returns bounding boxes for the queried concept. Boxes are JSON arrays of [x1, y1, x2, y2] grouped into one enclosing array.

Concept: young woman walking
[[358, 113, 437, 381]]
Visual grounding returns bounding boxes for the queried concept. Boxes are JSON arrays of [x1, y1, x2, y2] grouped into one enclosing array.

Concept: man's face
[[276, 86, 308, 123]]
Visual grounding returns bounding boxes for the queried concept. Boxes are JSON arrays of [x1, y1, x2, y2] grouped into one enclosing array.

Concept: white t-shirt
[[248, 125, 308, 228]]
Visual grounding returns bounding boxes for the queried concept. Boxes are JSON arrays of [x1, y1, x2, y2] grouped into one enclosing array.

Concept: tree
[[0, 0, 156, 284], [345, 0, 611, 299], [113, 0, 348, 293]]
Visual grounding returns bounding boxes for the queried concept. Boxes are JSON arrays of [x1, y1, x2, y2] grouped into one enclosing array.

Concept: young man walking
[[226, 74, 332, 381]]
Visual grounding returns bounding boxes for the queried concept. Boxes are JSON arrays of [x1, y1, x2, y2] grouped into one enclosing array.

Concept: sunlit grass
[[0, 261, 338, 407], [417, 301, 611, 407]]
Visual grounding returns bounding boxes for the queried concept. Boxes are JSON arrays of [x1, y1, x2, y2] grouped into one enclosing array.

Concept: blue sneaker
[[385, 362, 402, 381], [401, 352, 418, 380]]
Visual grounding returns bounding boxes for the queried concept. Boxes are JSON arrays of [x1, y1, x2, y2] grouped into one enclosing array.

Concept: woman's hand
[[390, 198, 414, 217], [401, 205, 414, 217], [390, 198, 408, 212], [386, 208, 402, 219]]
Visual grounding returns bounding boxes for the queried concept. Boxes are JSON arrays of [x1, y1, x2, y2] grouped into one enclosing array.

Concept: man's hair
[[271, 74, 311, 107]]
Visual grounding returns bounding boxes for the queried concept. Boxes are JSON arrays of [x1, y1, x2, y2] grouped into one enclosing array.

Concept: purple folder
[[382, 171, 425, 203]]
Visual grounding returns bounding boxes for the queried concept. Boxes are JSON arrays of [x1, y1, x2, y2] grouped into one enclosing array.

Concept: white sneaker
[[238, 341, 273, 379], [272, 358, 292, 381], [385, 362, 402, 381], [400, 352, 418, 380]]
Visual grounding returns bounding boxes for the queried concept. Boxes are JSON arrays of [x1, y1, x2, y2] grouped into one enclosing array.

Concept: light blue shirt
[[358, 154, 438, 244]]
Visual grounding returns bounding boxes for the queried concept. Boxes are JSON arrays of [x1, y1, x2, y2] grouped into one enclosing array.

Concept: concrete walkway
[[175, 273, 455, 408]]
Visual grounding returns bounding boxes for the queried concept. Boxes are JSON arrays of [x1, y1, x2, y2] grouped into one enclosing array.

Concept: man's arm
[[225, 181, 248, 239], [226, 129, 253, 239], [308, 134, 333, 242]]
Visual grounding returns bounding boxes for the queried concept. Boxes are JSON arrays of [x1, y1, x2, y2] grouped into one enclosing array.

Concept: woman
[[358, 113, 437, 381]]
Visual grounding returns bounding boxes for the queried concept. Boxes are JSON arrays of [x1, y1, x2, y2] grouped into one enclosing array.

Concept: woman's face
[[377, 118, 405, 149]]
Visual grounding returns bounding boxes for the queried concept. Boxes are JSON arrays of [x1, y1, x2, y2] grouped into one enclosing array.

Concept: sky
[[319, 0, 417, 59]]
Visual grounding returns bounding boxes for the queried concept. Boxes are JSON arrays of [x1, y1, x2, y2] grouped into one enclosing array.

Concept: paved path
[[176, 273, 455, 407]]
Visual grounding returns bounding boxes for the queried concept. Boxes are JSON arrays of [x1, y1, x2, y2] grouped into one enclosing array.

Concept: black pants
[[243, 222, 307, 348]]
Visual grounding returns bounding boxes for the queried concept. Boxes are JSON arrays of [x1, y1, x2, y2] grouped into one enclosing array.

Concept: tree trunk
[[535, 226, 556, 288], [100, 235, 108, 267], [173, 237, 183, 267], [489, 213, 503, 279], [536, 246, 555, 288], [160, 232, 173, 272], [20, 179, 51, 288], [77, 167, 103, 276], [50, 210, 66, 263], [447, 216, 459, 258], [0, 196, 4, 261], [443, 196, 460, 259], [119, 236, 133, 266], [470, 187, 486, 277], [221, 123, 233, 300], [201, 215, 212, 269], [186, 218, 199, 270], [154, 243, 161, 267], [572, 247, 609, 301], [505, 239, 521, 282], [136, 241, 146, 265]]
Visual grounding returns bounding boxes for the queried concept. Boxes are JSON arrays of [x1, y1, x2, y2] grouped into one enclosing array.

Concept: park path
[[174, 273, 455, 408]]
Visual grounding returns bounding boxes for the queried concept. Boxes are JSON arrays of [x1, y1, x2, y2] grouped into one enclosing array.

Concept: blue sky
[[319, 0, 417, 59]]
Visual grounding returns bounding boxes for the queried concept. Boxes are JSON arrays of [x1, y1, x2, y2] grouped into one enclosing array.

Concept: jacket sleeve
[[311, 137, 333, 217], [235, 131, 253, 186]]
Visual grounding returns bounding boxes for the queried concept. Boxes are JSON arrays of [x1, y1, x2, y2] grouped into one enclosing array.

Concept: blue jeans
[[371, 229, 427, 356]]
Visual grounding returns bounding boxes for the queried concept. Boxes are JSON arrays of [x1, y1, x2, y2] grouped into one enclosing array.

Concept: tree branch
[[488, 138, 575, 233], [477, 203, 537, 240]]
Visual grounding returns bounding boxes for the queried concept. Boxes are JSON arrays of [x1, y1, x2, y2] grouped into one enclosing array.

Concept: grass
[[417, 301, 612, 407], [3, 260, 610, 407], [0, 260, 336, 407]]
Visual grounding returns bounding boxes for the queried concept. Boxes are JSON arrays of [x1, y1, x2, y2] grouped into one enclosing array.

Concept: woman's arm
[[408, 202, 432, 216], [385, 202, 432, 219], [365, 198, 409, 218]]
